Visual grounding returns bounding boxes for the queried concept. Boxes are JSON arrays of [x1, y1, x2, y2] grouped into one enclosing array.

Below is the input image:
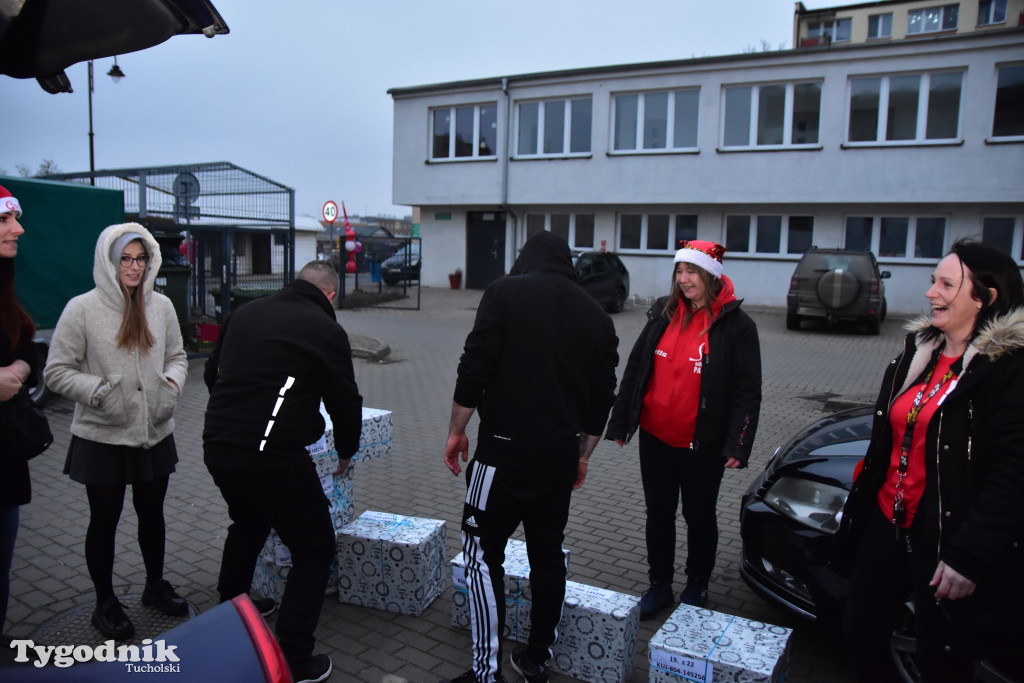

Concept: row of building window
[[808, 0, 1007, 43], [430, 64, 1023, 160], [522, 212, 1024, 261]]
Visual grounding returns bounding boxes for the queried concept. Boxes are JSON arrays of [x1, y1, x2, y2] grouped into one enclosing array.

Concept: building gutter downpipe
[[500, 77, 518, 263]]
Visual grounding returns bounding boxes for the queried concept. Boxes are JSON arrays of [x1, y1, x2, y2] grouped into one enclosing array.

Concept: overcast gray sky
[[1, 0, 860, 221]]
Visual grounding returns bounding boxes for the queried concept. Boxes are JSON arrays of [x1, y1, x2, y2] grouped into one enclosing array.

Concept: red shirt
[[876, 353, 959, 527], [639, 309, 708, 447]]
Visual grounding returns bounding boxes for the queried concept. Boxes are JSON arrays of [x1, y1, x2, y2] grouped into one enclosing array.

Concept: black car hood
[[0, 0, 228, 93], [769, 407, 873, 489]]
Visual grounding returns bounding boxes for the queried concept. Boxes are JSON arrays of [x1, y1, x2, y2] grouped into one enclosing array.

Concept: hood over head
[[509, 230, 576, 280], [93, 222, 163, 305]]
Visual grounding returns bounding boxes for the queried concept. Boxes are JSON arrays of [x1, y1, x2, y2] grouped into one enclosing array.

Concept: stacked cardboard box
[[649, 604, 792, 683], [336, 511, 446, 616]]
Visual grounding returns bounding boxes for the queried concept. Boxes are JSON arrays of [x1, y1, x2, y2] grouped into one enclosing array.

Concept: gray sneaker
[[509, 645, 549, 683]]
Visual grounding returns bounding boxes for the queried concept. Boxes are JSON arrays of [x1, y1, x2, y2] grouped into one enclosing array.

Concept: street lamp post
[[87, 57, 126, 185]]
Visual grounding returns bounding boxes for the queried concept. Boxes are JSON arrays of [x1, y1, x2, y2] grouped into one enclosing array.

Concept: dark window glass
[[644, 92, 668, 149], [756, 216, 782, 253], [849, 78, 880, 142], [880, 217, 909, 257], [550, 214, 570, 243], [724, 87, 751, 146], [674, 90, 699, 148], [518, 102, 539, 155], [432, 110, 450, 158], [788, 216, 814, 253], [620, 214, 642, 249], [926, 72, 962, 139], [792, 83, 821, 144], [726, 215, 751, 252], [526, 214, 546, 238], [982, 217, 1014, 255], [915, 218, 945, 258], [648, 215, 669, 250], [543, 100, 565, 154], [845, 217, 873, 251], [575, 214, 595, 248], [887, 75, 920, 141], [993, 65, 1024, 138], [479, 105, 497, 156], [674, 215, 698, 246], [570, 99, 592, 153], [757, 85, 786, 145], [455, 107, 474, 157], [614, 95, 638, 150]]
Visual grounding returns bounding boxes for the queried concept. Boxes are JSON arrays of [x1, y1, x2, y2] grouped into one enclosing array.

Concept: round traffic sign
[[322, 200, 338, 224]]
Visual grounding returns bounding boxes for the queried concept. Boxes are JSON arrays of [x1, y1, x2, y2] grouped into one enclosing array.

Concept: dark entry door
[[466, 211, 506, 290]]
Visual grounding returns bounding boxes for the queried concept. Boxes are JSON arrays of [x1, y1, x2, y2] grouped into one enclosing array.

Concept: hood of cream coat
[[93, 222, 162, 306]]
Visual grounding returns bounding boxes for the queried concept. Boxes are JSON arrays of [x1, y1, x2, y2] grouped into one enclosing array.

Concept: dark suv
[[786, 248, 890, 335], [573, 251, 630, 313]]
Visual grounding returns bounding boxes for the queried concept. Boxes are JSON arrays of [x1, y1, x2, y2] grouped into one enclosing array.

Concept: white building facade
[[389, 28, 1024, 315]]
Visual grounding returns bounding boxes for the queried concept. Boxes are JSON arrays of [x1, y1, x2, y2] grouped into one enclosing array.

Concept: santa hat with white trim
[[0, 185, 22, 218], [674, 240, 725, 279]]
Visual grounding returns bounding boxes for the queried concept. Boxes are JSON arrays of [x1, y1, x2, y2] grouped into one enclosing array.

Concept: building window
[[725, 215, 814, 254], [516, 97, 592, 157], [993, 65, 1024, 138], [978, 0, 1007, 25], [612, 89, 699, 152], [722, 82, 821, 148], [867, 13, 893, 38], [808, 17, 852, 42], [431, 104, 498, 160], [907, 4, 959, 34], [847, 71, 963, 143], [525, 213, 595, 249], [982, 217, 1016, 256], [618, 214, 698, 252], [850, 215, 946, 258]]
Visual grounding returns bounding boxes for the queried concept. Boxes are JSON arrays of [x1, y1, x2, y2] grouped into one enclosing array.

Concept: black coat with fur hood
[[836, 309, 1024, 657]]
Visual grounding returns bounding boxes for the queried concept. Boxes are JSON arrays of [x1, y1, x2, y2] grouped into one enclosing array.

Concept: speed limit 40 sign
[[322, 201, 338, 224]]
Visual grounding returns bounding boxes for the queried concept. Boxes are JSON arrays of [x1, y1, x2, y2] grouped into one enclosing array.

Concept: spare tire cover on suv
[[817, 269, 860, 309]]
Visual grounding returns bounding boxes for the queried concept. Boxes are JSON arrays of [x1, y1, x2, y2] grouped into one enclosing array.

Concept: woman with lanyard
[[836, 239, 1024, 682]]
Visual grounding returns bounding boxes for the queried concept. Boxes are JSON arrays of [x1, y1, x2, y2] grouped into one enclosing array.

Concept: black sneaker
[[438, 670, 507, 683], [250, 595, 276, 616], [142, 579, 189, 616], [680, 580, 709, 608], [292, 653, 332, 683], [509, 645, 549, 683], [638, 581, 674, 620], [91, 597, 135, 640]]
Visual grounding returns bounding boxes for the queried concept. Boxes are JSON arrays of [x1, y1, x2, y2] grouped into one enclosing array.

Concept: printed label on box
[[650, 650, 713, 682]]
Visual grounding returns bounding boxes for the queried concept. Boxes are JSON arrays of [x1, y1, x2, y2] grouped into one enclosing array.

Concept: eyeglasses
[[120, 255, 148, 268]]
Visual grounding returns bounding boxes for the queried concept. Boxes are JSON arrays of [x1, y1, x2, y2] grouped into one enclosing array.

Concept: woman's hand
[[0, 365, 25, 401], [930, 561, 976, 601], [614, 439, 625, 447], [725, 457, 742, 469]]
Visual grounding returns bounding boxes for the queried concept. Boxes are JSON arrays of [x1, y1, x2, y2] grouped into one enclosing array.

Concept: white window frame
[[977, 0, 1007, 25], [845, 215, 948, 261], [514, 97, 592, 159], [617, 214, 698, 254], [430, 103, 498, 161], [609, 88, 700, 154], [525, 213, 595, 250], [722, 214, 815, 256], [844, 70, 964, 146], [907, 4, 959, 34], [867, 12, 893, 39], [991, 63, 1024, 142], [720, 81, 823, 150]]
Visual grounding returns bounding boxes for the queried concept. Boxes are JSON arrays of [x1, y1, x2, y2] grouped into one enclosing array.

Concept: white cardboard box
[[336, 511, 446, 616], [549, 581, 640, 683], [649, 604, 792, 683], [450, 538, 569, 641]]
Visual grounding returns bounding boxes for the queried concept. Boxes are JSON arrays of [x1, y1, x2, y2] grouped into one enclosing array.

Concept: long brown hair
[[0, 258, 34, 351], [115, 241, 155, 353], [664, 263, 724, 336]]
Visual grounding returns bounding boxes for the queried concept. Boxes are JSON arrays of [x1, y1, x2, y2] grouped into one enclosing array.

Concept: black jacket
[[0, 321, 40, 506], [604, 294, 761, 466], [203, 279, 363, 470], [835, 311, 1024, 656], [454, 231, 619, 467]]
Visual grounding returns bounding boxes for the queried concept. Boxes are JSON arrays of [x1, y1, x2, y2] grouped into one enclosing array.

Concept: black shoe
[[91, 597, 135, 639], [509, 645, 549, 683], [680, 580, 709, 608], [438, 671, 507, 683], [250, 595, 276, 617], [638, 581, 674, 620], [142, 578, 189, 616], [292, 653, 332, 683]]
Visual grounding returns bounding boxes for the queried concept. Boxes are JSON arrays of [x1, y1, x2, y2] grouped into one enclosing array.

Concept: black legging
[[85, 476, 169, 604]]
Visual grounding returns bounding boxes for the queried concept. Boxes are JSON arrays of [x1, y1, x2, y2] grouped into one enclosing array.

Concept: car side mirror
[[880, 271, 891, 279]]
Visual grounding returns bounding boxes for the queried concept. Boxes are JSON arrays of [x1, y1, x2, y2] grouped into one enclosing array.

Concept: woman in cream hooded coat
[[45, 223, 188, 640]]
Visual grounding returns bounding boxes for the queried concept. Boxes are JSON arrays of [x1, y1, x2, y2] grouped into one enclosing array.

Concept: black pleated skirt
[[63, 434, 178, 486]]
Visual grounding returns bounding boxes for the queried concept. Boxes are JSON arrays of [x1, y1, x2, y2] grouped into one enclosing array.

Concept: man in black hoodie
[[203, 260, 362, 683], [441, 232, 619, 683]]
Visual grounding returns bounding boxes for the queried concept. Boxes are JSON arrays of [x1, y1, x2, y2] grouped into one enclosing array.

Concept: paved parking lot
[[5, 285, 911, 681]]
